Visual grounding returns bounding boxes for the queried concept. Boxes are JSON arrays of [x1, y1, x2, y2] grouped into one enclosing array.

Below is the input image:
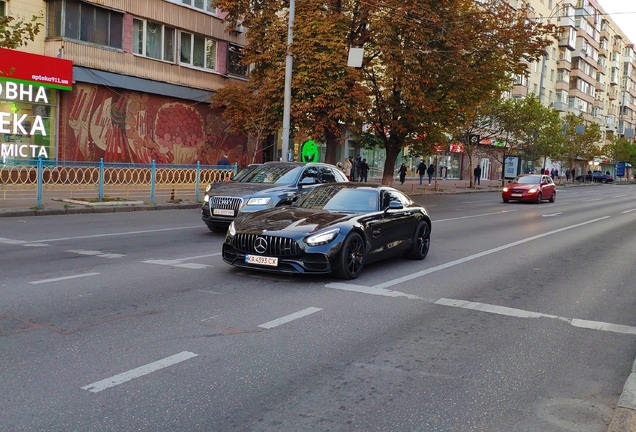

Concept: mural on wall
[[60, 83, 258, 166]]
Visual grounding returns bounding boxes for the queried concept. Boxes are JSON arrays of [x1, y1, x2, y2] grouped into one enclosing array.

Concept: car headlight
[[205, 184, 211, 192], [306, 228, 340, 246], [502, 187, 509, 192], [528, 188, 537, 193], [228, 222, 236, 237], [246, 197, 271, 206], [204, 195, 209, 202]]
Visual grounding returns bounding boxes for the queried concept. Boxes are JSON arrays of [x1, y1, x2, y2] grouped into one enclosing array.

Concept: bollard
[[150, 160, 156, 204], [195, 161, 201, 201], [98, 158, 104, 202]]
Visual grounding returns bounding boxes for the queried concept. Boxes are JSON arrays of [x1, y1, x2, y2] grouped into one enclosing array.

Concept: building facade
[[1, 0, 255, 167]]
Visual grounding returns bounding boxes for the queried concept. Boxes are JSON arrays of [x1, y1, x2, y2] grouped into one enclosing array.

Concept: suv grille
[[211, 196, 243, 211], [232, 234, 300, 256]]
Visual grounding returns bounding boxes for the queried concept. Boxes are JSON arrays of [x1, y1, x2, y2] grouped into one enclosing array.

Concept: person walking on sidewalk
[[359, 158, 369, 182], [474, 165, 481, 186], [416, 161, 427, 185], [398, 163, 407, 185], [426, 163, 435, 185], [343, 158, 352, 180]]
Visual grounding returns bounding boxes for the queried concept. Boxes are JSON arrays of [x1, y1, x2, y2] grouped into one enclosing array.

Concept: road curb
[[0, 203, 201, 218], [608, 359, 636, 431]]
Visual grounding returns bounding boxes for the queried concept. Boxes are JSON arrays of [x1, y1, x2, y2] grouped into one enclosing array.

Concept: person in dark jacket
[[217, 154, 230, 166], [473, 165, 481, 185], [416, 161, 427, 185], [426, 163, 435, 185], [398, 163, 407, 185], [359, 158, 369, 182]]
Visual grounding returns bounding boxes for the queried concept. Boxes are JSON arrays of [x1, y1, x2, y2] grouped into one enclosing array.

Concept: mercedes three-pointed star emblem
[[254, 236, 268, 254]]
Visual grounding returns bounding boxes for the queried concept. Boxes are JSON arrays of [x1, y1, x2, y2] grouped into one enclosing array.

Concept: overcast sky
[[598, 0, 636, 44]]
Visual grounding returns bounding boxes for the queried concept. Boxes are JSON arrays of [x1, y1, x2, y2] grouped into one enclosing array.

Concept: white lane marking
[[542, 213, 562, 217], [29, 272, 101, 285], [67, 250, 125, 258], [583, 198, 603, 202], [435, 210, 517, 223], [196, 290, 222, 294], [372, 216, 609, 290], [142, 252, 221, 268], [81, 351, 198, 393], [22, 243, 50, 247], [324, 285, 636, 336], [622, 209, 636, 214], [612, 195, 628, 198], [32, 226, 202, 243], [0, 237, 27, 245], [258, 307, 323, 329]]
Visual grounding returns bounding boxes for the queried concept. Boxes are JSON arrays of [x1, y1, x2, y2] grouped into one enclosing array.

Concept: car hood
[[207, 182, 293, 198], [234, 207, 355, 235], [508, 183, 540, 190]]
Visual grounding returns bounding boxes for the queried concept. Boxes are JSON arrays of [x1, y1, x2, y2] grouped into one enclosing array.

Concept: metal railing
[[0, 158, 237, 206]]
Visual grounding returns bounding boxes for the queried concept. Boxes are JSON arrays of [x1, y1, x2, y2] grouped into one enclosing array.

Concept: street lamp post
[[281, 0, 295, 162]]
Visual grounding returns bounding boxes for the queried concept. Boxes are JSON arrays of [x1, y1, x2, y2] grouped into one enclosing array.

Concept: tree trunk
[[382, 138, 402, 186], [324, 128, 339, 165]]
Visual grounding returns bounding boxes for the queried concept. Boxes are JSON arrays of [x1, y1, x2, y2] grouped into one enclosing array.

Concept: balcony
[[551, 101, 567, 112], [558, 16, 575, 28], [593, 98, 603, 108], [608, 88, 617, 100], [595, 81, 606, 92], [556, 80, 570, 91], [557, 58, 571, 71]]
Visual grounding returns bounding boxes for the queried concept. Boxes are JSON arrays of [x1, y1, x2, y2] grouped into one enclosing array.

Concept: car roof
[[312, 183, 398, 192], [262, 161, 340, 168]]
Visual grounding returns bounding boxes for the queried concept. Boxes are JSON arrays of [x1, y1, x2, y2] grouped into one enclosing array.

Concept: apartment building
[[510, 0, 636, 146], [1, 0, 251, 166]]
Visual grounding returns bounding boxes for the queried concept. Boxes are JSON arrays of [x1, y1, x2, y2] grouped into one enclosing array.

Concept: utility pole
[[281, 0, 295, 161]]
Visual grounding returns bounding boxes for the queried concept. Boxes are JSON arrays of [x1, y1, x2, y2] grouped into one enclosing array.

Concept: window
[[174, 0, 217, 14], [133, 19, 175, 62], [228, 44, 247, 76], [180, 32, 217, 70], [0, 1, 6, 18], [46, 0, 123, 49]]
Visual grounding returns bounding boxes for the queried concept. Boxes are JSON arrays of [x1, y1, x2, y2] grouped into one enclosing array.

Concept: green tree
[[0, 13, 42, 49], [561, 113, 602, 167]]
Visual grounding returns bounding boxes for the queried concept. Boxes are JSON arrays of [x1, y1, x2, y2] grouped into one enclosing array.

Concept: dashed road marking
[[29, 272, 101, 285], [258, 307, 323, 329], [81, 351, 198, 393], [142, 252, 221, 269], [67, 250, 125, 258]]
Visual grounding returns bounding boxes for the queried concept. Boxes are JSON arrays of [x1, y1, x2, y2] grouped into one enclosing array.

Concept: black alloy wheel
[[549, 190, 556, 203], [405, 221, 431, 260], [335, 232, 365, 279]]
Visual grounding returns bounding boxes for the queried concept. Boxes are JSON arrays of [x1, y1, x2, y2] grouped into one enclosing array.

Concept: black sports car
[[202, 162, 348, 232], [222, 184, 431, 279]]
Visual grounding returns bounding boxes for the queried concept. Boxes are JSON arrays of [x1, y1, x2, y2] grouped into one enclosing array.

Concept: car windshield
[[513, 176, 540, 184], [232, 165, 260, 182], [234, 165, 301, 184], [296, 186, 378, 212]]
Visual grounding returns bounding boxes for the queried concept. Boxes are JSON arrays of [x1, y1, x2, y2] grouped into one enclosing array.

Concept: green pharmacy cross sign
[[301, 139, 318, 162]]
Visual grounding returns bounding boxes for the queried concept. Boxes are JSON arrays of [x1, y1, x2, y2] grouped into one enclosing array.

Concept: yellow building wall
[[5, 0, 46, 55]]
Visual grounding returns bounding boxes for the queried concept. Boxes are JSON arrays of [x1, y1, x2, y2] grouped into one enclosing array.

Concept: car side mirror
[[299, 177, 316, 187], [385, 200, 403, 213]]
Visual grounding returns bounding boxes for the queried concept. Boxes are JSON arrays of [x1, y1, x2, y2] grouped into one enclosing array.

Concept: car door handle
[[372, 229, 381, 237]]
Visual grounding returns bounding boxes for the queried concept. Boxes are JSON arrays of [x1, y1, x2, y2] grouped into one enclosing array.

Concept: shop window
[[180, 31, 217, 71], [133, 19, 175, 62], [46, 0, 123, 49], [0, 1, 6, 18], [227, 43, 247, 77]]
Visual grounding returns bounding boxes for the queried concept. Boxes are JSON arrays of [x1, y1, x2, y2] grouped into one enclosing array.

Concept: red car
[[502, 174, 556, 203]]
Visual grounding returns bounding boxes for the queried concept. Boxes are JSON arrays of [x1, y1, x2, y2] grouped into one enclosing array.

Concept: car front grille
[[211, 196, 243, 211], [511, 188, 526, 193], [232, 234, 301, 256]]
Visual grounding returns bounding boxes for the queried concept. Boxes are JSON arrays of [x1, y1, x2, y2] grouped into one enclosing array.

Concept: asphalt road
[[1, 184, 636, 431]]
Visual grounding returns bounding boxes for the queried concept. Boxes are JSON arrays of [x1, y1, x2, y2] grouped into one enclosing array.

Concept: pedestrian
[[565, 168, 570, 182], [217, 154, 230, 166], [554, 168, 559, 180], [416, 160, 427, 185], [398, 163, 407, 185], [427, 163, 435, 185], [473, 165, 481, 185], [359, 158, 369, 182], [344, 158, 352, 180], [571, 168, 575, 182], [350, 157, 357, 181]]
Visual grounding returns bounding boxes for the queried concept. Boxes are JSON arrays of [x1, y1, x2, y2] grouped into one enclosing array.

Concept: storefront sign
[[0, 48, 73, 90]]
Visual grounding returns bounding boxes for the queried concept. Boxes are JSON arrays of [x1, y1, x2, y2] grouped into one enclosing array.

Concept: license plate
[[245, 254, 278, 267], [511, 193, 522, 197], [213, 208, 234, 216]]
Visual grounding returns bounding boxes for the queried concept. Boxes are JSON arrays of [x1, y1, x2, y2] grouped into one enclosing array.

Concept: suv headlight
[[246, 197, 271, 206], [204, 195, 209, 202], [205, 184, 212, 192], [306, 228, 340, 246]]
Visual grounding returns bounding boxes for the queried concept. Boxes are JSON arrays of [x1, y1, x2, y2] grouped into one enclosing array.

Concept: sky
[[598, 0, 636, 43]]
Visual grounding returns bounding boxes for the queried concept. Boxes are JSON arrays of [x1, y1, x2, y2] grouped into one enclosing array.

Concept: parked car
[[502, 174, 556, 203], [575, 171, 614, 183], [202, 162, 348, 232], [222, 183, 431, 279]]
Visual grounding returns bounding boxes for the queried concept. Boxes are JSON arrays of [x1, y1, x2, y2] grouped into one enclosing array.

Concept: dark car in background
[[222, 183, 431, 279], [502, 174, 556, 203], [202, 162, 348, 232], [575, 171, 614, 183]]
